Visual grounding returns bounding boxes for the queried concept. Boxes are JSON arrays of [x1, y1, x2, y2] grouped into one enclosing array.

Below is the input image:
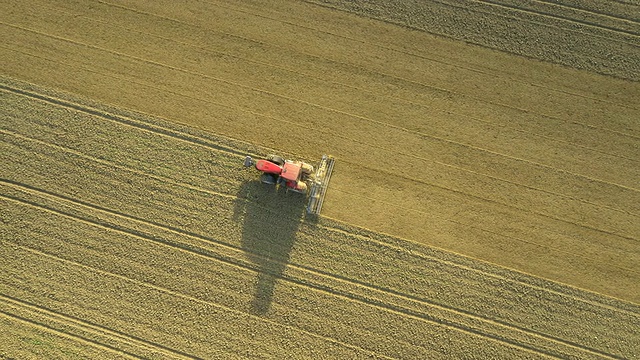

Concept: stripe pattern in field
[[0, 0, 639, 304], [2, 79, 639, 359], [309, 0, 640, 80]]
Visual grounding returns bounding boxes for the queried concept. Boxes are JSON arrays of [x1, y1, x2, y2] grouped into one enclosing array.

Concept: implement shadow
[[233, 180, 308, 315]]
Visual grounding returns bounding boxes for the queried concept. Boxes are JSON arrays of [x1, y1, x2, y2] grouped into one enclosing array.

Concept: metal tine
[[307, 155, 335, 215]]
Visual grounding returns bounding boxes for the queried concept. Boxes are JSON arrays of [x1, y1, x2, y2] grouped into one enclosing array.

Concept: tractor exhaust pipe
[[243, 156, 255, 167]]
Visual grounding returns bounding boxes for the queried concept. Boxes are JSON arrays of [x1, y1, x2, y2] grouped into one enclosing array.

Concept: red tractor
[[244, 154, 335, 215]]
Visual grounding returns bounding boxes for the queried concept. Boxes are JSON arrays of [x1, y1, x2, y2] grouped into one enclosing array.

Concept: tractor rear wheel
[[266, 154, 285, 166], [260, 173, 278, 185]]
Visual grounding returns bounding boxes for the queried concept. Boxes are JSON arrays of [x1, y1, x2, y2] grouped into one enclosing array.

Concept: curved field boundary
[[46, 0, 640, 127], [85, 0, 640, 110]]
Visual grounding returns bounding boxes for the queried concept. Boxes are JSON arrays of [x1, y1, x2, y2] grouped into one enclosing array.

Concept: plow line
[[1, 181, 625, 359], [0, 294, 193, 360]]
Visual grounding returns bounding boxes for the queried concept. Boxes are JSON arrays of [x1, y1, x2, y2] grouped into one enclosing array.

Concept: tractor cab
[[281, 162, 308, 193], [244, 154, 335, 214], [281, 162, 301, 181]]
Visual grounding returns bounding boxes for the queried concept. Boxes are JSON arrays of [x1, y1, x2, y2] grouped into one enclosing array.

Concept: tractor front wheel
[[266, 154, 285, 166]]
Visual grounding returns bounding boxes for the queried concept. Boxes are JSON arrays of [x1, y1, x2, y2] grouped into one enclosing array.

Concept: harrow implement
[[244, 153, 335, 216], [306, 155, 335, 215]]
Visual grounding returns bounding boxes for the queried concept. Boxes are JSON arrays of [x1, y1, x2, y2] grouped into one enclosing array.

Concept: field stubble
[[1, 0, 638, 302], [1, 79, 639, 358], [2, 0, 640, 357]]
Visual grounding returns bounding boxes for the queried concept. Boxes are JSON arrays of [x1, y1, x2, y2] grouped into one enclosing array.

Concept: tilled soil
[[1, 0, 638, 303], [2, 82, 638, 358], [1, 0, 639, 358]]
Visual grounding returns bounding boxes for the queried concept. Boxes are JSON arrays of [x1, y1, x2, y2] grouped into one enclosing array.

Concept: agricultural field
[[1, 0, 639, 359]]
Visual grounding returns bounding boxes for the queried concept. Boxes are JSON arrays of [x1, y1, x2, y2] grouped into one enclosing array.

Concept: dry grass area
[[1, 0, 639, 358]]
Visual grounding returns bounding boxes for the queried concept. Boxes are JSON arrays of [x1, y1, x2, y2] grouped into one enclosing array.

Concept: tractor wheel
[[260, 173, 278, 185], [266, 154, 285, 166]]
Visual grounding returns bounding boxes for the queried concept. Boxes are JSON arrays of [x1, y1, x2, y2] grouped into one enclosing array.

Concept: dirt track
[[1, 0, 639, 358]]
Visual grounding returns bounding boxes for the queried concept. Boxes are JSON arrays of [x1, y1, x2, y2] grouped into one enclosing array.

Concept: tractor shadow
[[233, 180, 310, 315]]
